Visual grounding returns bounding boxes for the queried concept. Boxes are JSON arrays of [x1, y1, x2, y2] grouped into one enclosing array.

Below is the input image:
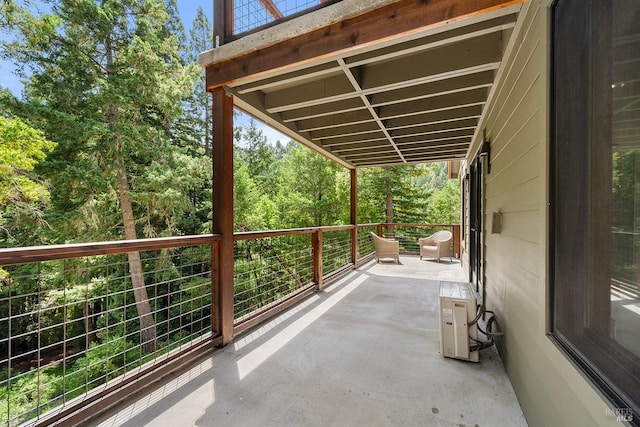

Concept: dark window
[[461, 175, 466, 243], [552, 0, 640, 422]]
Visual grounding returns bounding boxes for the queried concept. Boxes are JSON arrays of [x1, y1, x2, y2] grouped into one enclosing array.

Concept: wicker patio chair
[[419, 230, 453, 262], [370, 232, 400, 263]]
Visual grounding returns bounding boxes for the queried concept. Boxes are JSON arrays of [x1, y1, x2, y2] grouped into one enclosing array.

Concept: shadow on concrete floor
[[94, 256, 527, 427]]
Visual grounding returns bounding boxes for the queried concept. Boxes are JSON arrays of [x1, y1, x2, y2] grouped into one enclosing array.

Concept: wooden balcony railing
[[0, 235, 221, 426], [0, 223, 458, 426]]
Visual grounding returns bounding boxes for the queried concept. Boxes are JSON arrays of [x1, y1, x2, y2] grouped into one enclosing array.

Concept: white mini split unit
[[439, 281, 479, 362]]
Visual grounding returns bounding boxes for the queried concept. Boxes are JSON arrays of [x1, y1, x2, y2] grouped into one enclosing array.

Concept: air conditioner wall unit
[[439, 281, 479, 362]]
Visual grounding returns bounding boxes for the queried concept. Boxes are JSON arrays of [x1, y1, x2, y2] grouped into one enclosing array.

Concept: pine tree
[[184, 6, 213, 155], [2, 0, 197, 353], [275, 143, 347, 227], [162, 0, 187, 55], [358, 164, 430, 224], [237, 119, 277, 193]]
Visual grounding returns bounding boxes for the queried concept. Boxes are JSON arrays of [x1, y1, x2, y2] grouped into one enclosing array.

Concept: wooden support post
[[377, 223, 383, 237], [312, 229, 323, 290], [452, 225, 461, 259], [350, 169, 358, 265], [212, 87, 234, 346]]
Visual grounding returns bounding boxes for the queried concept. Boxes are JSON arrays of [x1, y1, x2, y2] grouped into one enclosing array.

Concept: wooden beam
[[206, 0, 525, 89], [385, 105, 482, 130], [259, 0, 284, 20], [312, 122, 383, 140], [0, 235, 220, 266], [378, 87, 489, 119], [212, 87, 235, 346], [297, 110, 375, 132], [393, 129, 475, 144]]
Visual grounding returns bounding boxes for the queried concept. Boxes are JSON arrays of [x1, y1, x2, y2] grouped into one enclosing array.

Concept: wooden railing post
[[212, 87, 234, 346], [452, 224, 461, 259], [350, 169, 358, 265], [312, 229, 323, 290], [213, 0, 233, 46], [351, 226, 358, 265], [377, 223, 383, 237]]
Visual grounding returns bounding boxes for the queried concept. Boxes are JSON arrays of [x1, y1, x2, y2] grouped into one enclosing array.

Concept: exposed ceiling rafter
[[205, 0, 526, 168]]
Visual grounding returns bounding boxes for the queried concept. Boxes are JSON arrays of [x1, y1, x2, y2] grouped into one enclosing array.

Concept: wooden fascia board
[[205, 0, 526, 90]]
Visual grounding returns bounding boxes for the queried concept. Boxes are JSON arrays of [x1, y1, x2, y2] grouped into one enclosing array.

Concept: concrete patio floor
[[93, 255, 527, 427]]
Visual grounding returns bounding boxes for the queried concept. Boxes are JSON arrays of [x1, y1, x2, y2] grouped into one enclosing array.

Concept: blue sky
[[0, 0, 288, 143]]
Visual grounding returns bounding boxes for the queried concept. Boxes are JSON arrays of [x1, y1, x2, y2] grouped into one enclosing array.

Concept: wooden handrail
[[0, 235, 222, 266], [234, 227, 317, 240], [380, 223, 460, 228], [0, 223, 461, 266], [234, 224, 355, 240], [321, 225, 355, 232]]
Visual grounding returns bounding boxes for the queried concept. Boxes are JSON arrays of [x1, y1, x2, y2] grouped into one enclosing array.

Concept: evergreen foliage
[[0, 115, 55, 245]]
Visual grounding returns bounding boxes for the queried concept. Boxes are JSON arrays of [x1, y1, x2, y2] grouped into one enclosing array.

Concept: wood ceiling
[[203, 0, 525, 169]]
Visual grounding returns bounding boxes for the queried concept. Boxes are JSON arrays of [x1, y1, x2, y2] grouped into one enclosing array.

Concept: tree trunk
[[385, 185, 393, 223], [117, 170, 157, 354], [83, 301, 97, 345], [385, 167, 394, 237], [104, 32, 156, 354]]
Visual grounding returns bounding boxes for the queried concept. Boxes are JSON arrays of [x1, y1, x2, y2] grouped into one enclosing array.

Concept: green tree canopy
[[426, 179, 460, 224], [0, 114, 56, 246], [358, 164, 431, 224], [1, 0, 207, 353], [0, 115, 55, 206], [275, 143, 347, 228]]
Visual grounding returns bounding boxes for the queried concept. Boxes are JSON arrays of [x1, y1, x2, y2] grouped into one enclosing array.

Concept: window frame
[[549, 0, 640, 421]]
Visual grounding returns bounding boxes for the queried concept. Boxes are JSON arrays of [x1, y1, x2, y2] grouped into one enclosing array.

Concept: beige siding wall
[[463, 1, 622, 426]]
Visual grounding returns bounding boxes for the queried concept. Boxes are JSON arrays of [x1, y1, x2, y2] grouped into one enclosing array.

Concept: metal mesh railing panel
[[322, 229, 352, 276], [0, 245, 212, 426], [232, 0, 337, 36], [234, 233, 313, 319], [357, 225, 377, 261]]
